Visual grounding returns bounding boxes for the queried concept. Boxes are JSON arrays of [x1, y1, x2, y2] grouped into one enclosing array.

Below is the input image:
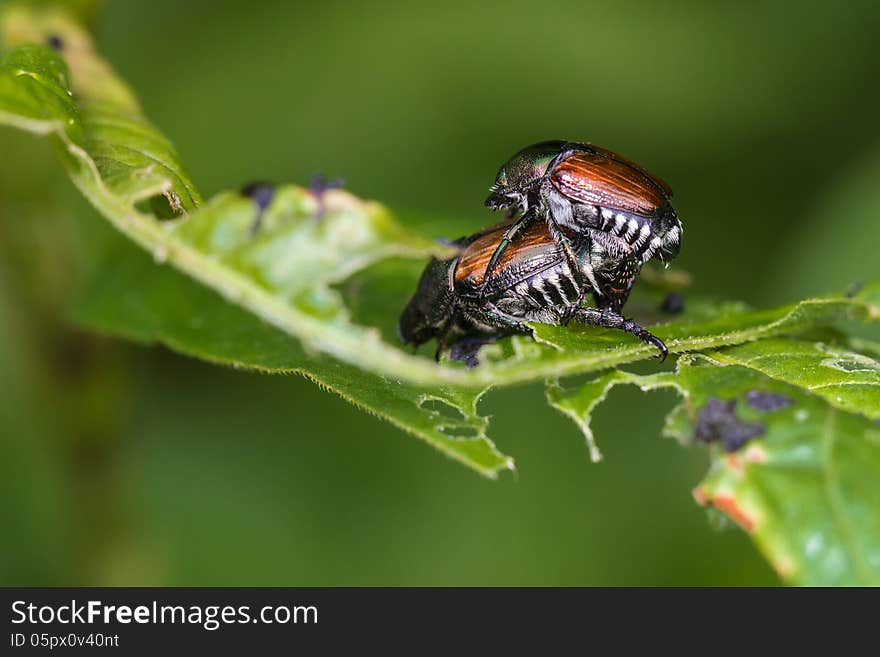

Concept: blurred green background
[[2, 0, 880, 585]]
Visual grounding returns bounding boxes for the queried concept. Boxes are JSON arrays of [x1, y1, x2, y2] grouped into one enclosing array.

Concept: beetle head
[[485, 140, 569, 213], [398, 257, 457, 347]]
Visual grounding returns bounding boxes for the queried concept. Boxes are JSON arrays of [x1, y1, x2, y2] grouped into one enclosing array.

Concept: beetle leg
[[477, 208, 539, 300], [559, 251, 588, 326], [593, 285, 631, 314], [585, 227, 633, 259], [545, 213, 594, 325], [569, 307, 668, 361], [592, 255, 640, 313], [438, 303, 528, 367], [469, 299, 532, 335], [560, 290, 586, 326]]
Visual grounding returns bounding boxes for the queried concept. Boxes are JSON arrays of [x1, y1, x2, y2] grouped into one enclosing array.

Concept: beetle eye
[[497, 169, 508, 187]]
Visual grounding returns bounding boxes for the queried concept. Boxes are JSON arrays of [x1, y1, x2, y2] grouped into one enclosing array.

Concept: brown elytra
[[453, 220, 557, 288], [551, 147, 671, 217]]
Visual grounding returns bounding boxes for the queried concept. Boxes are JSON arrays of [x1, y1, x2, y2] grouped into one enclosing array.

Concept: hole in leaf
[[438, 425, 480, 439], [821, 357, 879, 372], [136, 192, 182, 220], [340, 258, 425, 343], [418, 398, 467, 421]]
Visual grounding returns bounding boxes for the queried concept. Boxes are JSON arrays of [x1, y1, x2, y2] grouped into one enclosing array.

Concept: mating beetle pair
[[399, 140, 683, 365]]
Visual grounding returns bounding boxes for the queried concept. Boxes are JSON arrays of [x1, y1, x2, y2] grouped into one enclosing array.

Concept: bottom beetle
[[398, 220, 667, 367]]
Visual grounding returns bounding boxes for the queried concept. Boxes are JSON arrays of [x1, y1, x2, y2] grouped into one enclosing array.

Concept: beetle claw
[[647, 335, 669, 362]]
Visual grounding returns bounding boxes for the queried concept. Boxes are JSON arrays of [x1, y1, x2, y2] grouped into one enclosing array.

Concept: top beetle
[[482, 140, 682, 314]]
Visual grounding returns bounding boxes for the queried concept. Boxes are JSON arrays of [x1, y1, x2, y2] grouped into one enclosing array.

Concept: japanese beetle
[[483, 140, 682, 314], [398, 219, 667, 366]]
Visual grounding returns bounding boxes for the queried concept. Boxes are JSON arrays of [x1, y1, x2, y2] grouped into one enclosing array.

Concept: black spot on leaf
[[845, 281, 863, 298], [46, 34, 64, 51], [746, 390, 793, 412], [240, 181, 275, 235], [695, 398, 765, 453], [309, 174, 345, 219], [309, 173, 344, 196], [660, 292, 685, 314], [241, 181, 275, 212]]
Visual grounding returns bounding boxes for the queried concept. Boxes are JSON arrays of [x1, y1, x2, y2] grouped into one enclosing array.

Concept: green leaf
[[1, 7, 199, 210], [0, 4, 517, 478], [706, 338, 880, 421], [548, 354, 880, 585], [3, 3, 880, 583], [72, 230, 512, 479], [546, 370, 677, 462], [527, 287, 879, 383], [2, 5, 879, 394]]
